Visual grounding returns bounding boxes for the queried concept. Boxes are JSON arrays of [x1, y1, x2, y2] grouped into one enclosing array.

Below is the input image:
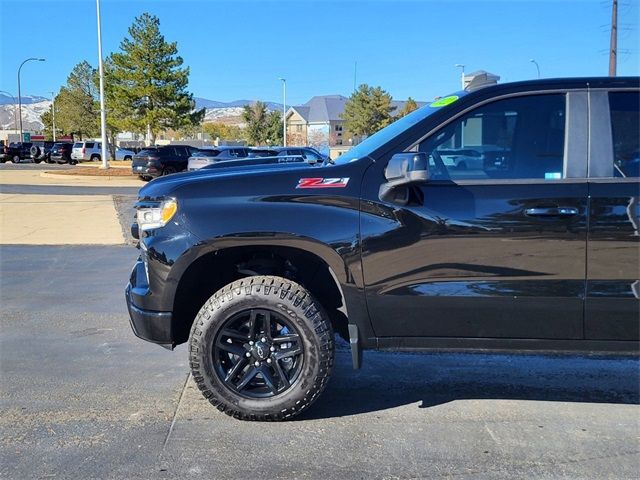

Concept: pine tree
[[242, 101, 270, 145], [341, 84, 396, 137], [266, 110, 283, 146], [47, 61, 99, 140], [108, 13, 204, 144], [396, 97, 418, 118]]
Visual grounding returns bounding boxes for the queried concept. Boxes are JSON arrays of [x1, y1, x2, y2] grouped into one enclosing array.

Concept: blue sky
[[1, 0, 638, 105]]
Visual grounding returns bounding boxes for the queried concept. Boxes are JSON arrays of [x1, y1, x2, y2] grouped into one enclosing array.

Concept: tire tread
[[188, 275, 334, 421]]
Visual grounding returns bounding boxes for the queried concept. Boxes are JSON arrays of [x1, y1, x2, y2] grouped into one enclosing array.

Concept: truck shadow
[[300, 345, 640, 420]]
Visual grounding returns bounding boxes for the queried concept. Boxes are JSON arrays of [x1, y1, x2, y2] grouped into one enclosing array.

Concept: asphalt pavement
[[0, 163, 638, 479]]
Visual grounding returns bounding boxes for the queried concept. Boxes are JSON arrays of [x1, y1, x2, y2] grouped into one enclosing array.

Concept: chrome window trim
[[436, 178, 589, 187]]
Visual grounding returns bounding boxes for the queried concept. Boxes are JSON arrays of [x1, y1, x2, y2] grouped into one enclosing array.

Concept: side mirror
[[379, 152, 429, 204]]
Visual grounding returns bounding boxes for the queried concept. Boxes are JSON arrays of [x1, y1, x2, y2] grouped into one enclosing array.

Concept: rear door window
[[85, 142, 95, 148], [610, 91, 640, 178]]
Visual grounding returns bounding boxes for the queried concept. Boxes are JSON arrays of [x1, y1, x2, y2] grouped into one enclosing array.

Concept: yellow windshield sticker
[[430, 95, 459, 108]]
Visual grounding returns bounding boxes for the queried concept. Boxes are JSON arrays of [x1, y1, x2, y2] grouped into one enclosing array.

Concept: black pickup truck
[[126, 76, 640, 421], [1, 142, 33, 163]]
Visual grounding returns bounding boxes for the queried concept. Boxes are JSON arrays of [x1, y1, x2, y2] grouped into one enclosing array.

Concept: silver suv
[[71, 141, 103, 162]]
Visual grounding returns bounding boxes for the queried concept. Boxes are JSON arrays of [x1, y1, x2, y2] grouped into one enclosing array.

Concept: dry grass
[[46, 166, 137, 177]]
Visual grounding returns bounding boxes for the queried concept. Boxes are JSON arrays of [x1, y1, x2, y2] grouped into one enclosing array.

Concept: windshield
[[333, 92, 465, 165], [137, 149, 159, 156]]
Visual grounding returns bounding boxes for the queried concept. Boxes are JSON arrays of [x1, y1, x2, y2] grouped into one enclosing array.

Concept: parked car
[[248, 148, 279, 157], [438, 148, 485, 170], [49, 142, 75, 164], [131, 145, 198, 180], [270, 147, 328, 164], [125, 76, 639, 421], [71, 141, 104, 162], [2, 142, 33, 163], [187, 146, 251, 171], [115, 147, 135, 161], [29, 141, 55, 163]]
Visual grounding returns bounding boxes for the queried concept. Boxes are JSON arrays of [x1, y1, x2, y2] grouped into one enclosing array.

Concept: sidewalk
[[0, 193, 125, 245], [0, 169, 133, 245]]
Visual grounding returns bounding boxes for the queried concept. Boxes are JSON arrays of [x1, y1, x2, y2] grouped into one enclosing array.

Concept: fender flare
[[166, 233, 373, 363]]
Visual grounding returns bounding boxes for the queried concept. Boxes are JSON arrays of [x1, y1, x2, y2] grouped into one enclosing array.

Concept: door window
[[417, 94, 567, 181], [610, 91, 639, 178]]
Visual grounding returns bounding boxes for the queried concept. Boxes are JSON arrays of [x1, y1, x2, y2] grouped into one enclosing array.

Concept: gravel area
[[113, 195, 138, 245]]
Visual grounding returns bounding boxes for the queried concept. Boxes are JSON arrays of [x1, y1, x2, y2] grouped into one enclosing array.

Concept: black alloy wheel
[[11, 155, 19, 163], [213, 309, 304, 399], [189, 276, 334, 421]]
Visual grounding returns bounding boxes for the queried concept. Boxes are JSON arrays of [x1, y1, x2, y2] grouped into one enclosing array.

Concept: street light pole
[[529, 59, 540, 79], [96, 0, 109, 169], [17, 57, 45, 142], [279, 78, 286, 147], [455, 64, 465, 89], [49, 91, 56, 142], [0, 90, 18, 131]]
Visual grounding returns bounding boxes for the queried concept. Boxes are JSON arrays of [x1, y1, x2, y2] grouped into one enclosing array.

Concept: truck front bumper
[[125, 258, 174, 350]]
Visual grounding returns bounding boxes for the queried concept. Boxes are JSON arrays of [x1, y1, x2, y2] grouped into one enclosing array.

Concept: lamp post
[[0, 90, 18, 131], [49, 91, 56, 142], [279, 78, 286, 147], [96, 0, 109, 169], [17, 57, 45, 141], [455, 64, 465, 89], [529, 59, 540, 79]]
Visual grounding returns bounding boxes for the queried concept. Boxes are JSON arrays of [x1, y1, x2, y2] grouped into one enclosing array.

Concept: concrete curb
[[40, 171, 144, 186]]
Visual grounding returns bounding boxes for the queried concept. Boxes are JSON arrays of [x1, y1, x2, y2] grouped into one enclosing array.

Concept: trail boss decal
[[296, 177, 350, 189]]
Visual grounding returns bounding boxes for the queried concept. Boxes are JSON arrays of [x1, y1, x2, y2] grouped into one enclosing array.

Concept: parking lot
[[1, 163, 639, 479]]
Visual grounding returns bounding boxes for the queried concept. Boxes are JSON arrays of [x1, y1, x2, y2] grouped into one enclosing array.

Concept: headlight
[[137, 198, 178, 231]]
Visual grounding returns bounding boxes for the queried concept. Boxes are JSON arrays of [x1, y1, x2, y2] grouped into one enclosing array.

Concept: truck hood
[[139, 159, 316, 198]]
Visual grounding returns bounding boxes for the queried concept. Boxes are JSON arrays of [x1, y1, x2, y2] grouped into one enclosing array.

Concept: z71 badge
[[296, 177, 350, 189]]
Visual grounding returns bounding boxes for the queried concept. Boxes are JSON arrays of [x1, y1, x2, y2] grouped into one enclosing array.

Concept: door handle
[[524, 207, 579, 217]]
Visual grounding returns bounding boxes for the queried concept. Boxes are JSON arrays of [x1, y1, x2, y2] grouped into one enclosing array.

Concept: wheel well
[[172, 246, 348, 345]]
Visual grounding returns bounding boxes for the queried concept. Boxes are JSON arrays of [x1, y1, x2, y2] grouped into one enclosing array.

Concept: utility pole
[[609, 0, 618, 76], [50, 91, 56, 142], [96, 0, 109, 169]]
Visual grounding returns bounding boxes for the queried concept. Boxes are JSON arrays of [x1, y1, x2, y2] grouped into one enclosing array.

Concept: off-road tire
[[11, 155, 19, 163], [189, 275, 334, 421]]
